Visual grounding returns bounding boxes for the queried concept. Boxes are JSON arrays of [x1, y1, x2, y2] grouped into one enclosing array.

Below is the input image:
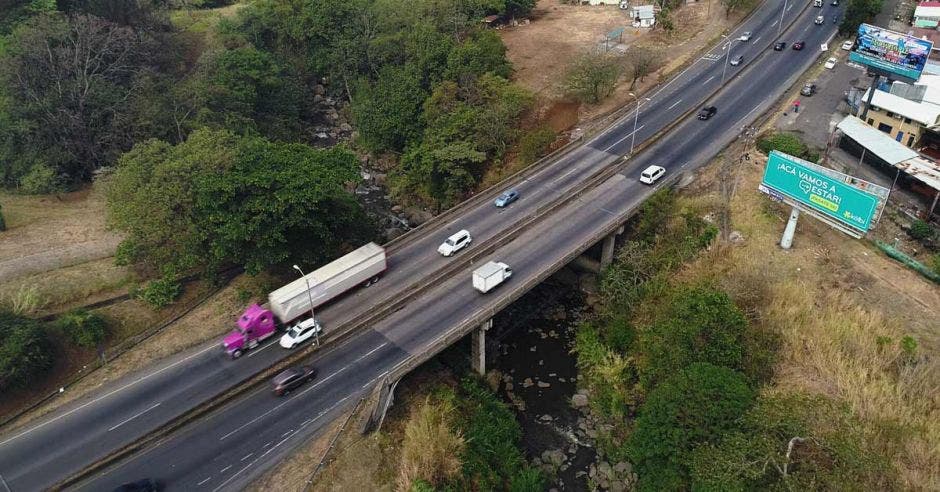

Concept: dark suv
[[800, 83, 817, 96], [697, 106, 717, 120], [272, 365, 318, 396], [773, 42, 786, 51]]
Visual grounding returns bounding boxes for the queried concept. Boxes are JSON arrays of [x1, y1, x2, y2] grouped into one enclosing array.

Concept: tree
[[627, 363, 755, 491], [195, 45, 303, 140], [564, 49, 622, 104], [444, 29, 512, 81], [637, 286, 749, 390], [0, 12, 162, 187], [107, 128, 374, 277], [0, 311, 54, 391], [351, 64, 428, 153], [719, 0, 756, 18], [626, 46, 657, 89], [840, 0, 882, 34], [504, 0, 537, 18]]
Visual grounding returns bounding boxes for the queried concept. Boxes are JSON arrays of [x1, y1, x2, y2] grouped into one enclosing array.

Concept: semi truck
[[222, 242, 387, 358], [472, 261, 512, 294]]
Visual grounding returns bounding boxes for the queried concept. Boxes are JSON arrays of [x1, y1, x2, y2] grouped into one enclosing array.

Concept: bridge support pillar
[[600, 225, 624, 270], [472, 319, 492, 375]]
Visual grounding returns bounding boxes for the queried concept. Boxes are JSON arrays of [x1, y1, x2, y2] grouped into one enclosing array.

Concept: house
[[914, 1, 940, 28], [858, 74, 940, 148], [629, 5, 657, 28]]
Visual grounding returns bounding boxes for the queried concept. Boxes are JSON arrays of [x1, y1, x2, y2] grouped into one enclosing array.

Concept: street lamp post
[[293, 264, 320, 346], [721, 38, 740, 86], [627, 92, 650, 155]]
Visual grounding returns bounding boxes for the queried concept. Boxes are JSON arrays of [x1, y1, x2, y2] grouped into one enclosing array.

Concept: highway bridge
[[0, 0, 844, 489]]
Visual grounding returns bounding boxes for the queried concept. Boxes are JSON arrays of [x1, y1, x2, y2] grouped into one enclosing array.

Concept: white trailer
[[472, 261, 512, 294], [269, 242, 387, 323]]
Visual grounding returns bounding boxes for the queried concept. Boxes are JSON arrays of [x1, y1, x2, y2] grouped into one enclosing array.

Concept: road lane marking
[[704, 75, 716, 85], [263, 441, 272, 448], [754, 36, 762, 43], [197, 477, 212, 486], [281, 430, 292, 438], [601, 125, 645, 153], [211, 393, 359, 492], [219, 465, 232, 474], [0, 344, 216, 447], [241, 453, 253, 462], [667, 99, 682, 110], [107, 402, 161, 432], [246, 342, 276, 358], [599, 207, 616, 216], [218, 342, 389, 441]]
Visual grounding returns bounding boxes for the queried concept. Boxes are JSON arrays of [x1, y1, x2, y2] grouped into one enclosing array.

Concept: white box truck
[[473, 261, 512, 293]]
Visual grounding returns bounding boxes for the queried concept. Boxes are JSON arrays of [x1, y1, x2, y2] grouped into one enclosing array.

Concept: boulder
[[384, 228, 404, 241], [614, 462, 632, 475], [542, 449, 566, 467], [537, 381, 551, 388], [729, 230, 746, 244], [571, 393, 589, 408]]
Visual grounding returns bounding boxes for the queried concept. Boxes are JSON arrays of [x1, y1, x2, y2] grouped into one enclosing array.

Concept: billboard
[[849, 23, 933, 83], [760, 151, 881, 232]]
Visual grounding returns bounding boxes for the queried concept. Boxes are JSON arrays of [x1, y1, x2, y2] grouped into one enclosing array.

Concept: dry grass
[[678, 147, 940, 489], [397, 397, 465, 491], [0, 257, 133, 315]]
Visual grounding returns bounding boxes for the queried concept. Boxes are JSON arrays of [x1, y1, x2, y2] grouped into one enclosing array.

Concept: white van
[[639, 165, 666, 185]]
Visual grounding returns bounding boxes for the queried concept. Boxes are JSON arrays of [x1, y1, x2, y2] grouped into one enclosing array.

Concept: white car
[[824, 57, 838, 69], [279, 318, 322, 349], [738, 31, 752, 42], [639, 165, 666, 185], [814, 15, 824, 25], [841, 40, 854, 50], [438, 229, 472, 256]]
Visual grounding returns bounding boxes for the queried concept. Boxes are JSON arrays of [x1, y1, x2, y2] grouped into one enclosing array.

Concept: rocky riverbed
[[487, 275, 637, 491]]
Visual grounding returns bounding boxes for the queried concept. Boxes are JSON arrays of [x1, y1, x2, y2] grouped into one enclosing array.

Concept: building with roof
[[858, 74, 940, 148], [914, 1, 940, 28], [836, 115, 940, 218]]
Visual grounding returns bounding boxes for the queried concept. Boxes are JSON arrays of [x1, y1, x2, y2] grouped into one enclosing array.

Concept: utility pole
[[293, 264, 321, 346]]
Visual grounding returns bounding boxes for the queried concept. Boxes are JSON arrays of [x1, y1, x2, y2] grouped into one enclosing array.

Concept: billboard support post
[[780, 207, 800, 249], [859, 74, 879, 121]]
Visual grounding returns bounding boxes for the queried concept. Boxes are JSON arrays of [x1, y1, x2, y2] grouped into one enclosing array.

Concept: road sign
[[761, 151, 880, 232]]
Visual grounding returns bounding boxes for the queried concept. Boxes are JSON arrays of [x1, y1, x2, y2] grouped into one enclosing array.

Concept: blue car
[[494, 189, 520, 207]]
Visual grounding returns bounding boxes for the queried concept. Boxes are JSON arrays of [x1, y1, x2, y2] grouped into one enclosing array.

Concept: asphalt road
[[0, 1, 841, 489], [74, 3, 843, 491]]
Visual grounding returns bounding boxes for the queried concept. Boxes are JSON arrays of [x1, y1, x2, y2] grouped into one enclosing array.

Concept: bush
[[517, 126, 556, 165], [931, 253, 940, 276], [690, 393, 898, 491], [18, 163, 64, 194], [627, 363, 755, 491], [113, 239, 140, 267], [135, 276, 181, 309], [756, 132, 819, 162], [637, 286, 748, 390], [53, 309, 108, 347], [398, 396, 465, 490], [0, 311, 54, 391], [574, 324, 636, 418], [908, 219, 935, 242], [455, 377, 535, 490]]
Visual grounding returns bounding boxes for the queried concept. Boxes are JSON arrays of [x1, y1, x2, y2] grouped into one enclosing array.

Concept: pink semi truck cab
[[222, 304, 277, 358]]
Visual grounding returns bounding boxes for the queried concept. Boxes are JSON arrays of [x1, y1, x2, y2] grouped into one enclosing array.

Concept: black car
[[792, 41, 805, 50], [697, 106, 717, 120], [112, 479, 160, 492], [272, 365, 317, 396], [773, 42, 786, 51]]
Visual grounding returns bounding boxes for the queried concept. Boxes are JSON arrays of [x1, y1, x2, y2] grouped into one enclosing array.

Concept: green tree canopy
[[0, 311, 54, 391], [351, 64, 429, 153], [627, 363, 755, 491], [107, 128, 374, 276], [195, 45, 303, 140], [637, 286, 749, 389]]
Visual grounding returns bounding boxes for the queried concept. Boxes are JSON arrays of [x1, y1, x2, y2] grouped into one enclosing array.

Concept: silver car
[[730, 55, 744, 66]]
